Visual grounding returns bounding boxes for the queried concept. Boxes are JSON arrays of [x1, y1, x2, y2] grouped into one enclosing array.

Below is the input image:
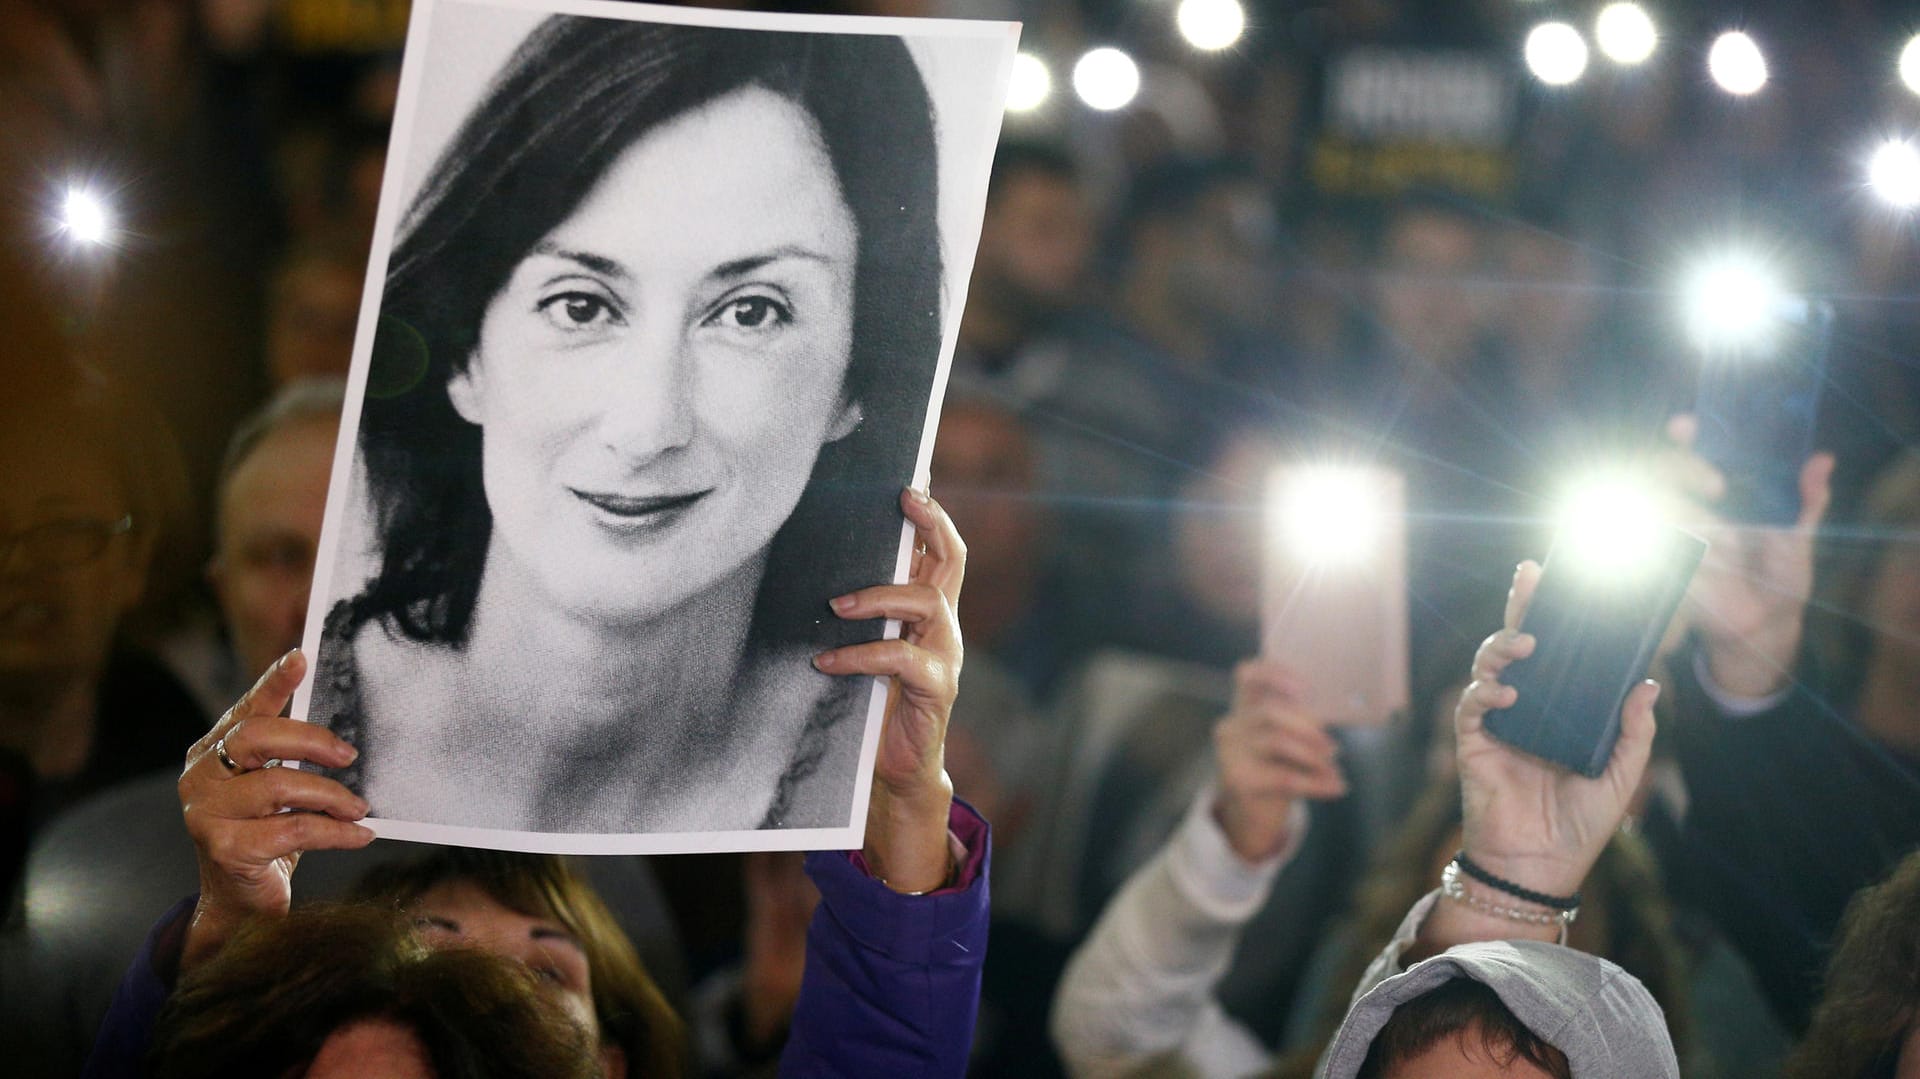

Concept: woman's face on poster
[[450, 86, 861, 625]]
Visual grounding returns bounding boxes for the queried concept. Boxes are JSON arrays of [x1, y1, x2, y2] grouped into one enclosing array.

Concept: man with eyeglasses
[[0, 365, 207, 905]]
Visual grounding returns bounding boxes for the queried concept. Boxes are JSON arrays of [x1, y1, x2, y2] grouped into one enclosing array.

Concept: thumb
[[1604, 679, 1660, 790], [1796, 452, 1835, 532]]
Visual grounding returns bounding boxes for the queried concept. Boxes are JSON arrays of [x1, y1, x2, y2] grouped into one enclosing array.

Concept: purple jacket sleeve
[[781, 801, 990, 1078], [82, 895, 196, 1079]]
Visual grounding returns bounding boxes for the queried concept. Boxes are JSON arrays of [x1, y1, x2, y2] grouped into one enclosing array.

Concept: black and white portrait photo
[[293, 0, 1016, 853]]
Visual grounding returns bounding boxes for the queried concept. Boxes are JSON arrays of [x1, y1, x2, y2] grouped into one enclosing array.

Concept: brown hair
[[1355, 978, 1574, 1079], [149, 903, 600, 1079], [352, 848, 687, 1078], [1268, 777, 1693, 1076], [1782, 849, 1920, 1079]]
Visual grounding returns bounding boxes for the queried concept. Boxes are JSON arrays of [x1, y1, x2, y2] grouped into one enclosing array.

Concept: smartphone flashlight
[[1682, 254, 1789, 354], [1263, 463, 1409, 726], [1551, 471, 1671, 582], [1267, 464, 1393, 568], [1485, 521, 1706, 777]]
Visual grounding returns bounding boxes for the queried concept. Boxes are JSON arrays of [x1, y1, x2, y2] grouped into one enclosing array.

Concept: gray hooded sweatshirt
[[1318, 896, 1680, 1079]]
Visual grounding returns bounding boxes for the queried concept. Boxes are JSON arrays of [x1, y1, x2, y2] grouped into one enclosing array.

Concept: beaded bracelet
[[1452, 851, 1581, 911], [1440, 861, 1578, 946]]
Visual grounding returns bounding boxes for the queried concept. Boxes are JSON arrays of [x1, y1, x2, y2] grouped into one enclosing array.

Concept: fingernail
[[355, 824, 376, 844], [829, 594, 856, 613], [813, 651, 836, 671], [908, 486, 930, 503], [342, 744, 360, 764]]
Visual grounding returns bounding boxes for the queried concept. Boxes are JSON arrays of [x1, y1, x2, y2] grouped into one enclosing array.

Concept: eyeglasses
[[0, 515, 134, 572]]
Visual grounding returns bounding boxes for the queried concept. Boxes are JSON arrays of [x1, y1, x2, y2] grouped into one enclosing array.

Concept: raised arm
[[178, 651, 373, 971], [782, 488, 986, 1079], [85, 652, 372, 1078], [1406, 561, 1661, 962], [1663, 413, 1833, 699], [1051, 658, 1346, 1079]]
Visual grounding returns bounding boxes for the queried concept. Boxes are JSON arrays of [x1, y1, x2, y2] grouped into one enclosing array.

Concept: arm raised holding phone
[[1050, 657, 1348, 1079], [1407, 561, 1662, 960], [1652, 418, 1920, 1032]]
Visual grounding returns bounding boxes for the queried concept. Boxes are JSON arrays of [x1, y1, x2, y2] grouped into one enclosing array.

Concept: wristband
[[1440, 862, 1578, 946], [1452, 851, 1581, 911]]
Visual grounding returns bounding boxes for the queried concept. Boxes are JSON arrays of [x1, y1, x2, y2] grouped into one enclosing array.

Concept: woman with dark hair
[[313, 12, 946, 833]]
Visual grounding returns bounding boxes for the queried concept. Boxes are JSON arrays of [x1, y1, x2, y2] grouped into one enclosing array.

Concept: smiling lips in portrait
[[447, 85, 863, 628]]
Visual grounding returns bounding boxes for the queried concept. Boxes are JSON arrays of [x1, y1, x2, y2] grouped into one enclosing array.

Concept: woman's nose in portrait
[[594, 321, 699, 470]]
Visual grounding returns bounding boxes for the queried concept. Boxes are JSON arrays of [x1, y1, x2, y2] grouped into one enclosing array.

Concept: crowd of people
[[4, 0, 1920, 1076]]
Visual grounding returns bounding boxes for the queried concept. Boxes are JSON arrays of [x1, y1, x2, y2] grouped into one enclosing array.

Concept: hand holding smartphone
[[1691, 298, 1832, 526], [1483, 524, 1707, 777]]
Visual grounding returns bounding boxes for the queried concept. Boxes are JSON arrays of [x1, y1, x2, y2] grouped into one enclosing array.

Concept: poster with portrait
[[293, 0, 1018, 854]]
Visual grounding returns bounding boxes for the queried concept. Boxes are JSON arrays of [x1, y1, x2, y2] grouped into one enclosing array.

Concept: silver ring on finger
[[214, 735, 245, 775]]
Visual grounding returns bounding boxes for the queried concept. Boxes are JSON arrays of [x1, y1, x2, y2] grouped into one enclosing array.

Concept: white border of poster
[[294, 0, 1016, 854]]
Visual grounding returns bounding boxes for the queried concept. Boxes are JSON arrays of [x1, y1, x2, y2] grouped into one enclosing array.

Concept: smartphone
[[1483, 525, 1707, 777], [1262, 463, 1409, 726], [1692, 299, 1833, 526]]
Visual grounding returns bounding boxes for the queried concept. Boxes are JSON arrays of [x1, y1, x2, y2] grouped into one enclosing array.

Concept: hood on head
[[1319, 940, 1679, 1079]]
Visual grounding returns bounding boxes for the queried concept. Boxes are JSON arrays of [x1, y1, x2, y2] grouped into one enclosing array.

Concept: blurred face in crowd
[[975, 168, 1091, 317], [411, 879, 619, 1077], [211, 415, 339, 683], [1496, 229, 1601, 365], [0, 418, 147, 686], [1169, 179, 1279, 334], [1174, 433, 1278, 628], [932, 403, 1040, 586], [1864, 540, 1920, 683], [268, 256, 363, 387], [1376, 207, 1485, 370]]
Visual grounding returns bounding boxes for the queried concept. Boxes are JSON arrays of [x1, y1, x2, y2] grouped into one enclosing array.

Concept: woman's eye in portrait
[[703, 291, 793, 337], [536, 289, 624, 334]]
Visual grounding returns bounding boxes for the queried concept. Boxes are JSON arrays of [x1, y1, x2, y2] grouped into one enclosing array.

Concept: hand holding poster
[[294, 0, 1017, 854]]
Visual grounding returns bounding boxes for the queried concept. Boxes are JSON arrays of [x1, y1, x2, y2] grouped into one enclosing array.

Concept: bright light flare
[[1006, 52, 1052, 113], [1708, 31, 1767, 96], [1595, 3, 1657, 66], [1270, 466, 1391, 569], [1524, 22, 1589, 86], [1902, 35, 1920, 96], [1073, 47, 1140, 111], [1177, 0, 1246, 52], [60, 187, 113, 245], [1869, 138, 1920, 208], [1554, 474, 1670, 580], [1683, 255, 1785, 351]]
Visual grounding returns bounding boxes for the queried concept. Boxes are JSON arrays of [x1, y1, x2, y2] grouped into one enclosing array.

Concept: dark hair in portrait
[[351, 14, 943, 649]]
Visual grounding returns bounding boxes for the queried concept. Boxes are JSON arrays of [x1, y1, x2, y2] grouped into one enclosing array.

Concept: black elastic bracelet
[[1452, 851, 1581, 911]]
